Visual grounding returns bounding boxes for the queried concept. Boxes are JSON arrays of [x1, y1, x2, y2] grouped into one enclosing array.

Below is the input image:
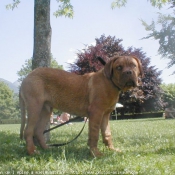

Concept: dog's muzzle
[[125, 80, 137, 87]]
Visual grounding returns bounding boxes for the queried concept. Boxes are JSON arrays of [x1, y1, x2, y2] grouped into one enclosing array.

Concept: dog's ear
[[97, 57, 106, 66], [104, 57, 118, 79], [132, 56, 144, 78]]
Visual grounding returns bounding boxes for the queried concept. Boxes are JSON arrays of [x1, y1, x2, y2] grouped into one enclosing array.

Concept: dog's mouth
[[125, 80, 136, 87]]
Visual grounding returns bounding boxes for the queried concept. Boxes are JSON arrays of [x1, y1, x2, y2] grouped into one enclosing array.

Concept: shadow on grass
[[0, 130, 92, 163], [43, 142, 92, 161], [0, 131, 26, 160]]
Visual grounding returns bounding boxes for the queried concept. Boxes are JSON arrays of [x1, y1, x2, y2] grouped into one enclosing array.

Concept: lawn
[[0, 118, 175, 175]]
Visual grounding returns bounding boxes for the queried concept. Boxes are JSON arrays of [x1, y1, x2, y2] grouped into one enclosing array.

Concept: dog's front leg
[[100, 113, 114, 149], [101, 113, 121, 153], [88, 107, 103, 157]]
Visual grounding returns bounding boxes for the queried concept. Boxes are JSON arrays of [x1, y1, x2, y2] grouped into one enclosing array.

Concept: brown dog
[[19, 56, 143, 157]]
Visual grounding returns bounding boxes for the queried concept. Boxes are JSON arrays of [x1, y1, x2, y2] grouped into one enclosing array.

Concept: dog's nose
[[125, 70, 132, 75]]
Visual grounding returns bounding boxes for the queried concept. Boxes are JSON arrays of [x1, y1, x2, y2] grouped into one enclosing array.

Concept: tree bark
[[32, 0, 51, 70], [32, 0, 52, 142]]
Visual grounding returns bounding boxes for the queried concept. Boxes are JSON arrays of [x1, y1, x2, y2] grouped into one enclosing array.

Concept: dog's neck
[[110, 77, 121, 91], [102, 69, 121, 91]]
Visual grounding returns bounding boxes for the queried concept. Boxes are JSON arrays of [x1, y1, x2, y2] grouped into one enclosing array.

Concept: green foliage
[[1, 119, 175, 174], [148, 0, 170, 9], [17, 58, 32, 83], [54, 0, 74, 18], [141, 11, 175, 69], [50, 56, 63, 69], [111, 0, 127, 9], [0, 82, 19, 119], [111, 0, 170, 9], [6, 0, 20, 10], [161, 83, 175, 106], [6, 0, 74, 18], [0, 119, 21, 124], [17, 55, 63, 83]]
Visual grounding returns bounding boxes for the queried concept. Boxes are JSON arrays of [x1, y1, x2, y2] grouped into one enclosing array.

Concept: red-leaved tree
[[69, 35, 164, 113]]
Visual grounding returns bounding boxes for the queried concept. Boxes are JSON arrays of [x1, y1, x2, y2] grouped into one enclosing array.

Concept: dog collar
[[109, 69, 121, 91], [103, 69, 121, 91], [110, 77, 121, 91]]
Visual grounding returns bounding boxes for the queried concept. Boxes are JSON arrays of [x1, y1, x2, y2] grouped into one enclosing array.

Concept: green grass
[[0, 118, 175, 175]]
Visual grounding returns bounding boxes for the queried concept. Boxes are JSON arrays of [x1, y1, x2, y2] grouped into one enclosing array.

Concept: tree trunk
[[32, 0, 52, 142], [32, 0, 51, 70]]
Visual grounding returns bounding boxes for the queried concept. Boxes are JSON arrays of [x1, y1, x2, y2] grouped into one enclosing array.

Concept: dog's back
[[20, 67, 93, 117]]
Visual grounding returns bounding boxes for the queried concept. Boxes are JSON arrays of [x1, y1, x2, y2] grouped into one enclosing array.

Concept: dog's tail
[[19, 88, 26, 140]]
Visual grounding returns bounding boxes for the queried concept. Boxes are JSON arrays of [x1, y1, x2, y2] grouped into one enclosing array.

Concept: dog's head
[[104, 56, 143, 91]]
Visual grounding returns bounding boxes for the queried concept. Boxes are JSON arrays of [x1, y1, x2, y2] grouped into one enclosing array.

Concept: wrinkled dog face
[[104, 56, 143, 91]]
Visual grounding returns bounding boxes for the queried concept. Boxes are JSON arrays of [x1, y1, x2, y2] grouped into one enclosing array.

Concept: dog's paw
[[108, 146, 122, 153], [28, 149, 40, 155], [114, 148, 122, 153], [90, 147, 103, 158], [27, 147, 40, 155], [34, 149, 40, 154]]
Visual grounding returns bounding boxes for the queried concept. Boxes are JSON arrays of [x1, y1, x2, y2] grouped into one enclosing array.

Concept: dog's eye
[[131, 64, 136, 68], [116, 66, 122, 70]]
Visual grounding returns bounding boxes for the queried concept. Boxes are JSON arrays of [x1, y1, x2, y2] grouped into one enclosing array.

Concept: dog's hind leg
[[19, 92, 26, 140], [24, 100, 43, 155], [34, 104, 52, 149]]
